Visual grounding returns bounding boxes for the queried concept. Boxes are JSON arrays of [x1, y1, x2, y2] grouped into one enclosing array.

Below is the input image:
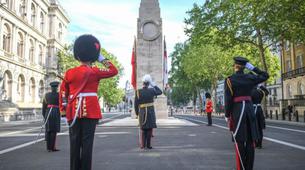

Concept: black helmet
[[73, 34, 101, 62]]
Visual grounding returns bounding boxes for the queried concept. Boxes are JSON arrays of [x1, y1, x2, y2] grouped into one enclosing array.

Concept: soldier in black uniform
[[42, 81, 61, 152], [134, 74, 162, 149], [225, 57, 269, 170], [251, 85, 269, 149]]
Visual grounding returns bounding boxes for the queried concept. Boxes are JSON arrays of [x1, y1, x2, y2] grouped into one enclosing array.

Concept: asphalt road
[[0, 113, 304, 170]]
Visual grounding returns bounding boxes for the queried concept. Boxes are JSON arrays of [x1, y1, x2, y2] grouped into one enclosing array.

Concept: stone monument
[[136, 0, 168, 119]]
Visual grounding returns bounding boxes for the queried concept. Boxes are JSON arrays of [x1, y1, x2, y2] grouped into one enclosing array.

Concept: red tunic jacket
[[59, 62, 118, 121], [205, 99, 213, 113]]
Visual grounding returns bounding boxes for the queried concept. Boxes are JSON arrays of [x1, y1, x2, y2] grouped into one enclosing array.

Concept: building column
[[23, 32, 28, 63], [11, 25, 18, 59], [0, 16, 3, 50], [291, 43, 296, 70]]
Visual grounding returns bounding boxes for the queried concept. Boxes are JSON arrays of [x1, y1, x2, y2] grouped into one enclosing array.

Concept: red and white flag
[[131, 37, 137, 90], [163, 36, 168, 89]]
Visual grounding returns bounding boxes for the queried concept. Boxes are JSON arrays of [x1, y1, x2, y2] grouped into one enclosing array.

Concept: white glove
[[225, 117, 228, 122], [98, 54, 106, 62], [245, 62, 255, 71]]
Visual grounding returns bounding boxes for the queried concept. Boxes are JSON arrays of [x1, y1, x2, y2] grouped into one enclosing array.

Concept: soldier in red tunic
[[205, 92, 213, 126], [59, 34, 118, 170]]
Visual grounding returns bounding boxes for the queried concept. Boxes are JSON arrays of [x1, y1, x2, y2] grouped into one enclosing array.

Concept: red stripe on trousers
[[235, 143, 241, 170]]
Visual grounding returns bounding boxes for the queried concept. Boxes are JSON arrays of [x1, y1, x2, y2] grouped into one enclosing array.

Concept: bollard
[[276, 110, 278, 120], [282, 109, 285, 120], [270, 110, 273, 119], [288, 111, 292, 121], [295, 111, 299, 122], [304, 111, 305, 123]]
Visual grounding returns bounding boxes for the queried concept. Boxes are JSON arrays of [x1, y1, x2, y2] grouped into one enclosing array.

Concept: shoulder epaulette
[[226, 78, 233, 96]]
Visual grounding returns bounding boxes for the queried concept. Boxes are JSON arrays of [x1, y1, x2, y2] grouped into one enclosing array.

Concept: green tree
[[58, 45, 124, 106], [185, 0, 305, 72]]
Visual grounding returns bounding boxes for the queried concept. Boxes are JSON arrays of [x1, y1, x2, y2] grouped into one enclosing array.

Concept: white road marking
[[266, 125, 305, 134], [0, 114, 125, 155], [176, 116, 305, 151], [208, 116, 305, 134], [0, 127, 41, 137], [0, 139, 44, 155]]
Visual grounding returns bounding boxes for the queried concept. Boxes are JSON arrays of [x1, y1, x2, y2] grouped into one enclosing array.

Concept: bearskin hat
[[73, 34, 101, 62], [205, 92, 211, 99]]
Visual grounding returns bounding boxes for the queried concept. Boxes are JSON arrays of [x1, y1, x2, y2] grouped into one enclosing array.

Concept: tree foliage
[[58, 45, 124, 106]]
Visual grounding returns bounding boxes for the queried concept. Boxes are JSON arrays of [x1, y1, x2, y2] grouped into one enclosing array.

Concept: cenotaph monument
[[135, 0, 168, 119]]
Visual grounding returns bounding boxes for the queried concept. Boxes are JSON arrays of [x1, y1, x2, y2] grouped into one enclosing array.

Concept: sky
[[58, 0, 203, 88]]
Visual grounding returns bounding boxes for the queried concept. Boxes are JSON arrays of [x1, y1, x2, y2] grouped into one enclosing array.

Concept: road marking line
[[0, 138, 44, 155], [266, 125, 305, 134], [0, 114, 124, 155], [176, 115, 305, 151], [0, 127, 41, 137], [203, 116, 305, 134]]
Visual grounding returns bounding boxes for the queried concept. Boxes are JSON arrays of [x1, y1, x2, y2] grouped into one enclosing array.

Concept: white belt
[[233, 101, 245, 137], [253, 104, 261, 115], [69, 93, 97, 128]]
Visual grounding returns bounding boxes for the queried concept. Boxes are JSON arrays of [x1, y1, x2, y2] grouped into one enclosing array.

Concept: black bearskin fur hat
[[73, 34, 101, 62]]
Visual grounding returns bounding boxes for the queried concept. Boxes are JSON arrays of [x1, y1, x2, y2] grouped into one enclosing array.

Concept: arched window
[[287, 84, 292, 98], [1, 70, 12, 101], [17, 32, 24, 58], [2, 24, 11, 52], [29, 39, 34, 64], [58, 23, 62, 40], [30, 3, 36, 26], [40, 12, 44, 33], [298, 82, 305, 95], [29, 78, 35, 102], [19, 0, 26, 17], [17, 74, 25, 102], [38, 45, 43, 65], [38, 80, 44, 102]]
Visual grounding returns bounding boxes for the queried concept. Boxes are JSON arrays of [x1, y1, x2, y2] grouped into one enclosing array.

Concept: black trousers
[[69, 118, 98, 170], [141, 129, 153, 148], [207, 112, 212, 125], [256, 127, 263, 147], [236, 141, 255, 170], [46, 132, 57, 151]]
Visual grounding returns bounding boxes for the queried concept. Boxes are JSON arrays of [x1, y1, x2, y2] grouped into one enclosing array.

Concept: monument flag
[[131, 37, 137, 89], [163, 37, 168, 89]]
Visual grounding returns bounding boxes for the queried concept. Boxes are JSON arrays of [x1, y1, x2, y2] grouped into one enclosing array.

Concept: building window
[[29, 39, 35, 64], [298, 82, 305, 95], [40, 12, 44, 33], [2, 24, 11, 52], [17, 32, 24, 58], [296, 55, 304, 68], [29, 78, 35, 103], [30, 3, 36, 26], [38, 45, 44, 65], [58, 23, 63, 40], [19, 0, 26, 17], [287, 84, 292, 98], [1, 70, 12, 101], [286, 60, 292, 72], [17, 74, 25, 102]]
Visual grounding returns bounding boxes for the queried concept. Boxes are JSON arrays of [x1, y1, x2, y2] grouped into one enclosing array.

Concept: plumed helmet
[[142, 74, 152, 83], [205, 92, 211, 99], [73, 34, 101, 62]]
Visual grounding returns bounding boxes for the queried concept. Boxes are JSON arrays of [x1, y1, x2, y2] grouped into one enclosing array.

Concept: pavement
[[0, 113, 305, 170]]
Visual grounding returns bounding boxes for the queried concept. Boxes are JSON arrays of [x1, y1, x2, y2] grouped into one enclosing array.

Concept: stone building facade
[[0, 0, 69, 121], [281, 42, 305, 119]]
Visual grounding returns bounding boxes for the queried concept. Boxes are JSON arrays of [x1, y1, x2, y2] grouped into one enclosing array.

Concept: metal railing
[[282, 67, 305, 80]]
